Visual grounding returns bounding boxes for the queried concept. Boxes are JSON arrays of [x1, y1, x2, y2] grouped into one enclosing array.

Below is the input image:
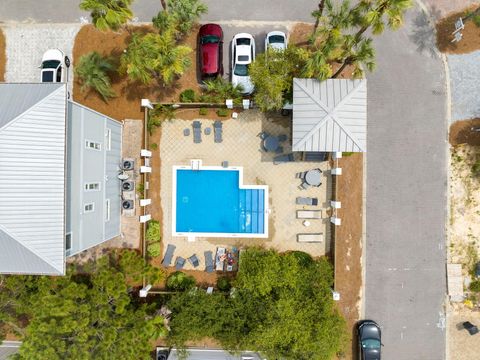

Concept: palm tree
[[201, 77, 244, 104], [79, 0, 134, 31], [119, 32, 155, 84], [165, 0, 208, 36], [75, 51, 116, 101], [311, 0, 327, 34], [352, 0, 413, 40], [332, 37, 376, 78]]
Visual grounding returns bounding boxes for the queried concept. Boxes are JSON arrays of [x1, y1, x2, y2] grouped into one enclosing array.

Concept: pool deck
[[159, 111, 331, 270]]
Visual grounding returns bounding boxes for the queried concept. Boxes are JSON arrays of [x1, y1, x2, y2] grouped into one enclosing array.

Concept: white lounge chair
[[297, 233, 324, 243], [296, 210, 322, 219]]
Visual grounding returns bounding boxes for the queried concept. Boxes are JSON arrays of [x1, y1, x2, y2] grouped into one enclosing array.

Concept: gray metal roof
[[292, 78, 367, 152], [0, 83, 66, 275]]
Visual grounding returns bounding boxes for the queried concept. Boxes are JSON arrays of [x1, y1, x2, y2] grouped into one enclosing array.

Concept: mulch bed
[[450, 118, 480, 145], [0, 28, 5, 81], [334, 153, 364, 359], [436, 6, 480, 54]]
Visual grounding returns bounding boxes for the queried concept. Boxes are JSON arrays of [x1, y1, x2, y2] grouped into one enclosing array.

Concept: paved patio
[[159, 111, 332, 270]]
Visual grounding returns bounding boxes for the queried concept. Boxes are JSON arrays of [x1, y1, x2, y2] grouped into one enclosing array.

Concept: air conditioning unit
[[122, 180, 135, 192], [122, 200, 134, 210], [122, 158, 135, 170]]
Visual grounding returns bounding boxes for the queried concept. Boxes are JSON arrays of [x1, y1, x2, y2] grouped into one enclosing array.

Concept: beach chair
[[273, 153, 294, 165], [278, 134, 288, 142], [192, 121, 202, 143], [216, 247, 226, 271], [297, 210, 322, 219], [296, 197, 318, 206], [204, 251, 214, 273], [175, 256, 186, 270], [188, 254, 200, 268], [297, 233, 324, 243], [161, 244, 176, 267], [214, 121, 223, 143], [298, 182, 310, 190]]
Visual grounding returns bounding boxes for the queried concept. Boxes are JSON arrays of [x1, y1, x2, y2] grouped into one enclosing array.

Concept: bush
[[470, 280, 480, 292], [147, 242, 161, 258], [146, 220, 161, 242], [199, 107, 208, 115], [180, 89, 196, 103], [166, 271, 196, 291], [136, 183, 144, 196], [216, 276, 231, 291], [75, 51, 116, 101], [216, 108, 229, 117], [472, 14, 480, 28], [150, 143, 158, 150], [472, 160, 480, 176]]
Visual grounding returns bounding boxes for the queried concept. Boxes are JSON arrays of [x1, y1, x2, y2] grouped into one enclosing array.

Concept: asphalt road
[[365, 5, 447, 360], [0, 1, 448, 359]]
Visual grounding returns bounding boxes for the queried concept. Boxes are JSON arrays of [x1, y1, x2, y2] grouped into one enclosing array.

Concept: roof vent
[[122, 158, 135, 170], [122, 200, 134, 210], [122, 180, 135, 192]]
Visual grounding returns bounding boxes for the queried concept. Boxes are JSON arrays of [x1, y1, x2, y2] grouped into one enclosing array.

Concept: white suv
[[40, 49, 70, 83]]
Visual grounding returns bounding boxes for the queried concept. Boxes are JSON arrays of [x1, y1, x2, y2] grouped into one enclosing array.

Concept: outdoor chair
[[204, 127, 211, 135], [214, 120, 223, 143], [298, 182, 310, 190], [192, 121, 202, 144], [278, 134, 288, 142], [297, 233, 324, 243], [257, 131, 268, 140], [188, 254, 200, 268], [175, 256, 186, 270], [297, 210, 322, 219], [204, 251, 214, 273], [295, 171, 307, 179], [183, 128, 190, 136], [273, 153, 294, 165], [161, 244, 176, 267], [296, 197, 318, 206]]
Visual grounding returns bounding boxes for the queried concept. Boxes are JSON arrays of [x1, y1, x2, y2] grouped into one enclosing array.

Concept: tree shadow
[[408, 9, 439, 59]]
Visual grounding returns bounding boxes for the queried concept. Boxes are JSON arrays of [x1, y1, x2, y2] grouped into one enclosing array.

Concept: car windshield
[[42, 71, 55, 82], [236, 38, 251, 46], [269, 35, 285, 44], [42, 60, 60, 69], [201, 35, 220, 44], [362, 339, 381, 349], [234, 64, 248, 76]]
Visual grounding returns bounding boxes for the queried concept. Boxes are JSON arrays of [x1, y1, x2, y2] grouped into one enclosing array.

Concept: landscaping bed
[[0, 28, 5, 81], [450, 118, 480, 146], [436, 6, 480, 54]]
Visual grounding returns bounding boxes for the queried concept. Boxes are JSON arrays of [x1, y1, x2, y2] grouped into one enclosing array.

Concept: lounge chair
[[215, 247, 226, 271], [175, 256, 186, 270], [278, 134, 288, 142], [214, 121, 223, 143], [188, 254, 200, 268], [161, 244, 176, 267], [297, 233, 324, 243], [273, 153, 294, 165], [296, 197, 318, 206], [204, 251, 214, 273], [192, 121, 202, 143], [297, 210, 322, 219]]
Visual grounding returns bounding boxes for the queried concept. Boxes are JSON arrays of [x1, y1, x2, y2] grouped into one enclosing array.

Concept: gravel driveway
[[2, 24, 80, 94]]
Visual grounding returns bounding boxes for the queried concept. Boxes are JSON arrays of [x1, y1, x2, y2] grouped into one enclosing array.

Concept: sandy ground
[[447, 304, 480, 359]]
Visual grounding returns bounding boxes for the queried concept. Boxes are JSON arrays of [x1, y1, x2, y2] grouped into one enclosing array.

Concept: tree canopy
[[79, 0, 135, 31]]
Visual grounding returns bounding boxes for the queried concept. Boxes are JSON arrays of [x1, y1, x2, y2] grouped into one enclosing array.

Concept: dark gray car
[[358, 320, 382, 360]]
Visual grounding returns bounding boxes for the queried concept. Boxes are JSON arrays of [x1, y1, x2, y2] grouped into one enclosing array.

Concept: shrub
[[342, 152, 354, 157], [150, 143, 158, 150], [216, 108, 229, 117], [180, 89, 196, 103], [147, 242, 161, 258], [200, 77, 243, 104], [75, 51, 116, 101], [216, 276, 231, 291], [199, 107, 208, 115], [148, 105, 176, 135], [472, 14, 480, 28], [470, 280, 480, 292], [136, 183, 144, 196], [166, 271, 196, 291], [146, 220, 161, 242], [472, 160, 480, 176]]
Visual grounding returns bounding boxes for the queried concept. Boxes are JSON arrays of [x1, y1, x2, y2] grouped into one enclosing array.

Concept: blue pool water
[[175, 169, 265, 234]]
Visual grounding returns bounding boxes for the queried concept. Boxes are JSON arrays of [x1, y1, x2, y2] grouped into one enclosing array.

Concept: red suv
[[199, 24, 223, 79]]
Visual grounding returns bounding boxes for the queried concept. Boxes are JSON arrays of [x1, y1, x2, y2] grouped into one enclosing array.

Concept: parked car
[[265, 31, 287, 51], [199, 24, 223, 79], [231, 33, 255, 95], [358, 320, 382, 360], [40, 49, 70, 83]]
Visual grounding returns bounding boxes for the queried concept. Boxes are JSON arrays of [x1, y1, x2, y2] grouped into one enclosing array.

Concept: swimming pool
[[172, 165, 269, 238]]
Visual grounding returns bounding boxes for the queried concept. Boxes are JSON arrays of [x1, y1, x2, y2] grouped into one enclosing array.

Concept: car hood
[[41, 49, 64, 63], [232, 74, 254, 94], [364, 348, 380, 360]]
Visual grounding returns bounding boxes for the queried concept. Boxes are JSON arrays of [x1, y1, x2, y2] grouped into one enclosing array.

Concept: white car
[[231, 33, 255, 95], [40, 49, 70, 83], [265, 31, 287, 51]]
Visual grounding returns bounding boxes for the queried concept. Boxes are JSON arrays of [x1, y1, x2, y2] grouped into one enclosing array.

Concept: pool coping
[[171, 160, 269, 239]]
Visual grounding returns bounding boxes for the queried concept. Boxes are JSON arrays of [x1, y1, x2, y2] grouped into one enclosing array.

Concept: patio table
[[305, 169, 322, 186], [263, 136, 280, 152]]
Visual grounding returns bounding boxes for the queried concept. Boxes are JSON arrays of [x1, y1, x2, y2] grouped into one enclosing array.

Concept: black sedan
[[358, 320, 382, 360]]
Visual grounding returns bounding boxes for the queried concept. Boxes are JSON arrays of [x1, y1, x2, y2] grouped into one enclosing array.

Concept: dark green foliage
[[180, 89, 196, 102], [216, 276, 231, 291], [75, 51, 116, 101], [166, 271, 196, 291], [472, 159, 480, 176], [136, 182, 144, 195], [117, 249, 164, 285], [79, 0, 134, 31], [1, 250, 167, 360], [199, 107, 208, 115], [199, 77, 244, 104], [150, 142, 158, 150], [216, 108, 229, 117], [470, 280, 480, 292], [148, 105, 176, 135], [153, 0, 208, 37]]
